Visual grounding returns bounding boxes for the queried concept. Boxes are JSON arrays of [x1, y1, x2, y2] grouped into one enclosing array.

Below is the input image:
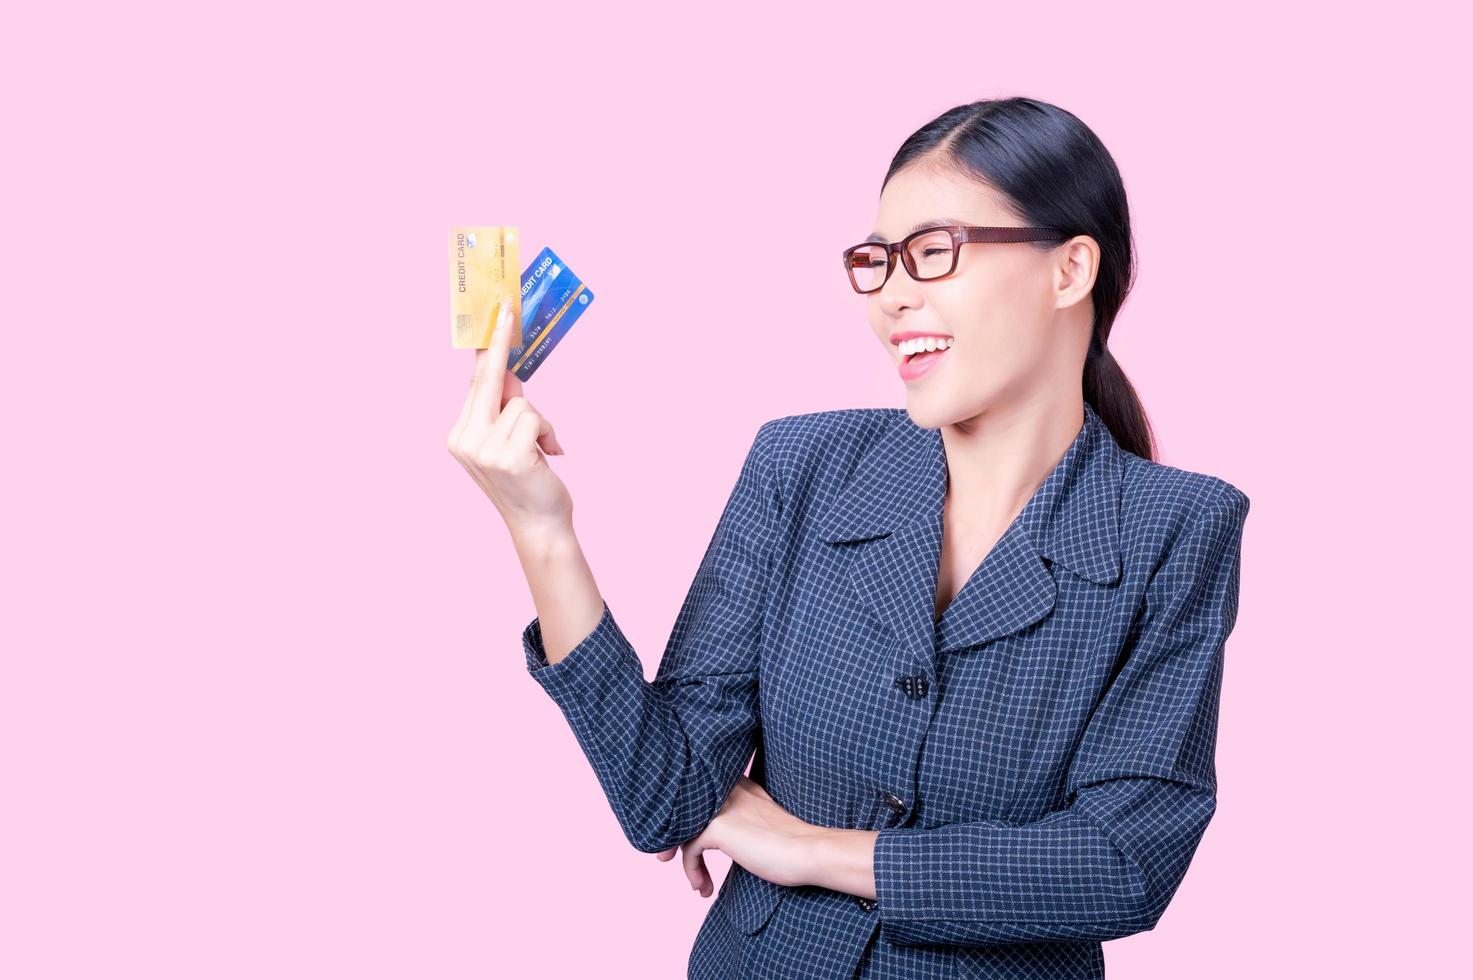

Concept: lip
[[898, 345, 949, 382]]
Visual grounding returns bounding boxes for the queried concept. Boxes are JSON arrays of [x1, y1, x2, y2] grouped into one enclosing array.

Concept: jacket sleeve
[[521, 421, 782, 854], [873, 486, 1250, 947]]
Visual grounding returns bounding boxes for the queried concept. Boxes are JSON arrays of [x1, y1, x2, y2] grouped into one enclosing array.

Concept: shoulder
[[1116, 447, 1251, 564], [757, 407, 900, 460], [744, 408, 902, 522]]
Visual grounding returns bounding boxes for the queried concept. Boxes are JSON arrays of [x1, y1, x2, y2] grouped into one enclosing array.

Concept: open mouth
[[905, 348, 948, 366], [897, 336, 953, 361], [898, 341, 951, 382]]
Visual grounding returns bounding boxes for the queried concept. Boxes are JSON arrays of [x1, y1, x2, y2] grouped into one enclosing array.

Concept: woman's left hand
[[653, 775, 818, 895]]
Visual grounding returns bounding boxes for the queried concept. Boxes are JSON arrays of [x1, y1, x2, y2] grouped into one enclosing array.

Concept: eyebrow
[[864, 218, 967, 244]]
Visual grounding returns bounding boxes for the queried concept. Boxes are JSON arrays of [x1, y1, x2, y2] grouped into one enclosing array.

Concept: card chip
[[455, 313, 473, 341]]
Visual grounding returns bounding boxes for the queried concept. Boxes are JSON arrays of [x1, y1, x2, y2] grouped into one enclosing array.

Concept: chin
[[902, 399, 956, 431], [906, 390, 999, 431]]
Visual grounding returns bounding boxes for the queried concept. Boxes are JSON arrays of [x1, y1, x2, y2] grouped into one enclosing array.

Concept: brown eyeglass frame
[[842, 225, 1070, 294]]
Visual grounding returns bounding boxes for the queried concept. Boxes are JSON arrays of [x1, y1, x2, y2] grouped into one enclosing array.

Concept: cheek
[[932, 279, 1019, 357], [933, 283, 1049, 378], [866, 302, 890, 346]]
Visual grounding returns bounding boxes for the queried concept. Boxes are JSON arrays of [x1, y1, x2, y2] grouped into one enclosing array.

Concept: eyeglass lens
[[847, 229, 955, 292]]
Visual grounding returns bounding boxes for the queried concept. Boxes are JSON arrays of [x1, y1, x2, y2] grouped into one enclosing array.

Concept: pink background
[[4, 3, 1466, 977]]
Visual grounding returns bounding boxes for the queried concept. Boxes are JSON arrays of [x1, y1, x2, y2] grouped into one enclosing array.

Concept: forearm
[[801, 828, 880, 900], [516, 528, 764, 854], [523, 603, 755, 853], [509, 520, 603, 666], [791, 781, 1209, 948], [870, 778, 1215, 947]]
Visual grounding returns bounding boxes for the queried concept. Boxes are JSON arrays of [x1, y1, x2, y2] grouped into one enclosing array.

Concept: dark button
[[894, 672, 929, 699], [880, 790, 907, 813], [855, 896, 877, 911]]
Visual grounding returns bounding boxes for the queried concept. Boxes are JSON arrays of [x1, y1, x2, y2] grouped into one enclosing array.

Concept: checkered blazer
[[523, 402, 1250, 979]]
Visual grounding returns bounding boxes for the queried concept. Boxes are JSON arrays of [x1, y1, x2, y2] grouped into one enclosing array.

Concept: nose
[[876, 253, 923, 322]]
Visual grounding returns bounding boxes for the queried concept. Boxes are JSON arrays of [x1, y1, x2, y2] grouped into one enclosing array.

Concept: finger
[[468, 298, 518, 423], [655, 847, 678, 863], [500, 398, 561, 458], [530, 412, 565, 456], [478, 396, 528, 461], [502, 362, 524, 408], [500, 402, 550, 466], [538, 417, 565, 456], [681, 844, 712, 895], [488, 294, 523, 413], [696, 854, 712, 897], [680, 845, 699, 890], [457, 342, 502, 436], [452, 345, 492, 438]]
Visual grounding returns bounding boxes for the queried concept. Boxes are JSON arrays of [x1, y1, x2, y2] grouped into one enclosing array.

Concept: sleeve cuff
[[872, 824, 920, 925], [522, 600, 643, 705], [872, 822, 998, 943]]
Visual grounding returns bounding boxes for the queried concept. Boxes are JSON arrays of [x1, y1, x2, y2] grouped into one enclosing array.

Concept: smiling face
[[864, 157, 1097, 429]]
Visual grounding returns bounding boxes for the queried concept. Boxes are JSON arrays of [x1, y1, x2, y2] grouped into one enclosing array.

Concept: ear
[[1054, 235, 1100, 310]]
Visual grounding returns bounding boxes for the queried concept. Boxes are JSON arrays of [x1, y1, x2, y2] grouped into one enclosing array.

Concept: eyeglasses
[[842, 225, 1069, 294]]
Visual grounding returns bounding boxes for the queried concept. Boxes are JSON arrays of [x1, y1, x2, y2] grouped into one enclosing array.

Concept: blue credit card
[[507, 246, 594, 381]]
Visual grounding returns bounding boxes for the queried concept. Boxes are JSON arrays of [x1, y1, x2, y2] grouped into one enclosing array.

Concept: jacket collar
[[814, 403, 1124, 661]]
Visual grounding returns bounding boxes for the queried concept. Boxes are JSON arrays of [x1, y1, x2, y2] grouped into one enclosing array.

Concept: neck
[[939, 397, 1086, 528]]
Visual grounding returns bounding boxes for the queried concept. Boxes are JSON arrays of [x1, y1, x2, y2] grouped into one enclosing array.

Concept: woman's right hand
[[447, 300, 573, 538]]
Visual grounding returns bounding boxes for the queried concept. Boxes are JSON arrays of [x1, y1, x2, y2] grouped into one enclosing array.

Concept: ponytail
[[1083, 336, 1155, 461]]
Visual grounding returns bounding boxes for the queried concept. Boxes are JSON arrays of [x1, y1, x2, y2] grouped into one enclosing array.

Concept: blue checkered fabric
[[523, 403, 1249, 979]]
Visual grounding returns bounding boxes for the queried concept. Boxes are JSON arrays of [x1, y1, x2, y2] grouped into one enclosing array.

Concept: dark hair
[[882, 97, 1155, 461]]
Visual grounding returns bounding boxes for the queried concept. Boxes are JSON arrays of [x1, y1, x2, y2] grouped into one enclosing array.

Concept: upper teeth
[[900, 336, 952, 356]]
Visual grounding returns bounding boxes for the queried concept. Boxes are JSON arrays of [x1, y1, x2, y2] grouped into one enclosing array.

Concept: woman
[[448, 96, 1250, 979]]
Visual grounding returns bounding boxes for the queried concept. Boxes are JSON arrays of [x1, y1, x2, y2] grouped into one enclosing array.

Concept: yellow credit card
[[449, 226, 521, 349]]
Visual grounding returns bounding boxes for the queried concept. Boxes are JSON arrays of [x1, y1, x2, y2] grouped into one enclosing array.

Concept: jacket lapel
[[814, 405, 1124, 681]]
